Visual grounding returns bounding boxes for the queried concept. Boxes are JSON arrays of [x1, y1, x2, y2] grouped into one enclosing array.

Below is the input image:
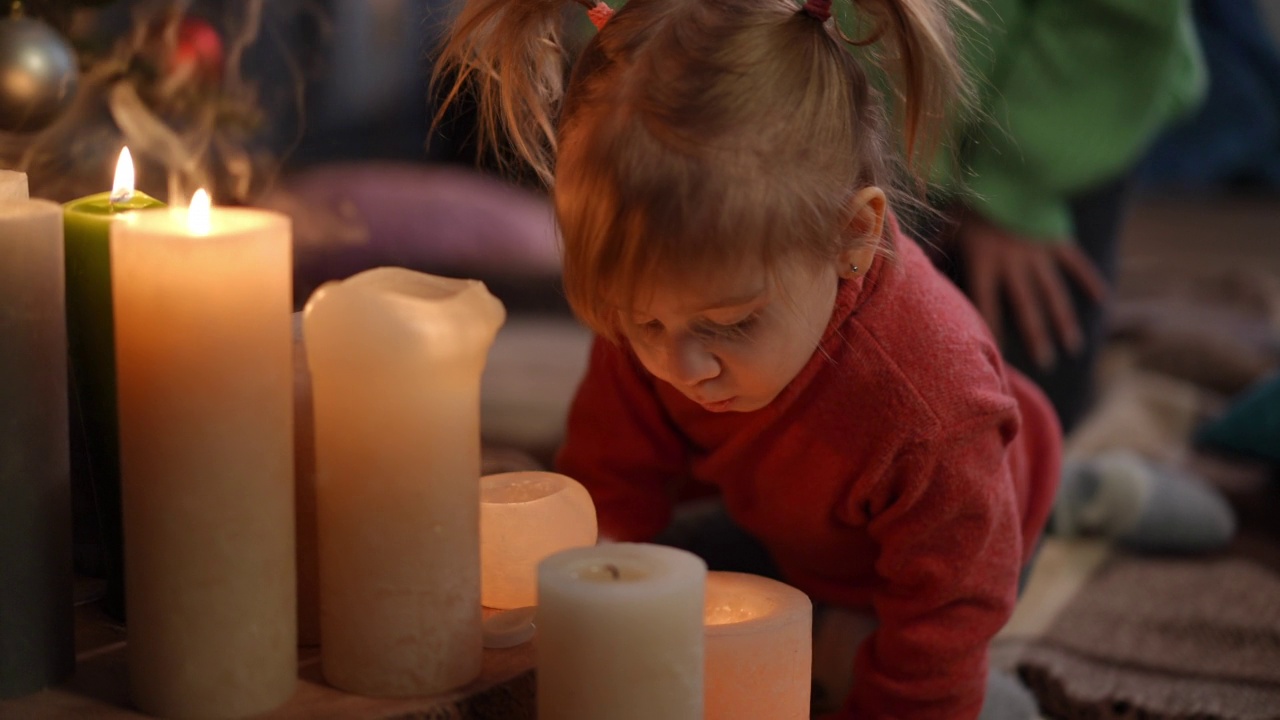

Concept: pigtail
[[432, 0, 580, 186], [846, 0, 975, 173]]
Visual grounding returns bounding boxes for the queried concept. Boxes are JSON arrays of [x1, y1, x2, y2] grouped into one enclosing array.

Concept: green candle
[[63, 180, 165, 622]]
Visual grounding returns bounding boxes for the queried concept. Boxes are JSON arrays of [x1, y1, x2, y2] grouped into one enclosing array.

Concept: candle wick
[[605, 564, 620, 580], [109, 189, 133, 206]]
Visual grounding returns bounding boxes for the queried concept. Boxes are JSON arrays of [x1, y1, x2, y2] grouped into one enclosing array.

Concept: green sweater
[[931, 0, 1206, 239]]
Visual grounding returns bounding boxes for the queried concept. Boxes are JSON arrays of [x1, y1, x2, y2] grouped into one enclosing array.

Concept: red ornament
[[168, 16, 223, 87], [588, 2, 614, 30]]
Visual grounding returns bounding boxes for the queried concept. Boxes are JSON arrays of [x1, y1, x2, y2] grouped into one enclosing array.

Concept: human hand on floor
[[956, 210, 1108, 370]]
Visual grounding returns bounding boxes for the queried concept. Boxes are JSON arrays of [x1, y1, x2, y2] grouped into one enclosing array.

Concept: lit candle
[[0, 198, 73, 699], [62, 148, 165, 620], [704, 571, 812, 719], [303, 267, 505, 697], [537, 543, 707, 720], [481, 471, 597, 610], [0, 169, 28, 199], [112, 190, 296, 718]]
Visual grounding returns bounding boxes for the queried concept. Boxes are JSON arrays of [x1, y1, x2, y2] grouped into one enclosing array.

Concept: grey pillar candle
[[0, 197, 74, 698]]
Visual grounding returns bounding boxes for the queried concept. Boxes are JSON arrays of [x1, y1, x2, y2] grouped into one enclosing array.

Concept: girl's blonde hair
[[435, 0, 972, 337]]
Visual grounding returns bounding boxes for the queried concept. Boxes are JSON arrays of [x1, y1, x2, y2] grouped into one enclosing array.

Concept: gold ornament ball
[[0, 16, 79, 133]]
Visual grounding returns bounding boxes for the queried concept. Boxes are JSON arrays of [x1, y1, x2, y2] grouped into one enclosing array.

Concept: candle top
[[539, 543, 706, 600], [481, 471, 583, 505], [0, 197, 62, 220], [64, 190, 165, 216], [703, 571, 811, 633], [305, 267, 507, 362], [113, 204, 289, 239], [0, 169, 28, 200]]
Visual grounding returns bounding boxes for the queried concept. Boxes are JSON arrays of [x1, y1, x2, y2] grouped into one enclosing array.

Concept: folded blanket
[[1018, 555, 1280, 719], [1021, 643, 1280, 720], [1014, 453, 1280, 720]]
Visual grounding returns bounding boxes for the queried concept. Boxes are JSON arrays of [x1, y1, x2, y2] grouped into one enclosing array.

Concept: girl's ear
[[837, 186, 886, 279]]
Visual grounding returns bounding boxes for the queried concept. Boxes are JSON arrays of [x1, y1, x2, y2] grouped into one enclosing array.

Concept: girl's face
[[622, 255, 841, 413]]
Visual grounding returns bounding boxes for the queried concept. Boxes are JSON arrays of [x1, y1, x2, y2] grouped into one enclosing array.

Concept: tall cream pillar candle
[[0, 198, 73, 699], [303, 267, 505, 697], [537, 543, 707, 720], [704, 571, 812, 719], [480, 471, 597, 609], [111, 193, 296, 719]]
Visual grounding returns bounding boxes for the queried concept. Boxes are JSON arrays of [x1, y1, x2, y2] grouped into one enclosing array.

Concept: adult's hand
[[957, 210, 1108, 370]]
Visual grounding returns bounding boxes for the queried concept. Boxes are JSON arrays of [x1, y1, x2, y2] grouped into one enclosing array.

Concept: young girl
[[436, 0, 1060, 717]]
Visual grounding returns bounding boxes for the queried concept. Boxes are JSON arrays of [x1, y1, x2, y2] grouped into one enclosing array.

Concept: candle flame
[[111, 148, 135, 204], [188, 189, 212, 235]]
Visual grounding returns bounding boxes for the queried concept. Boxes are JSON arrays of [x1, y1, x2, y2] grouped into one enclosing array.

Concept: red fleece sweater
[[555, 226, 1061, 719]]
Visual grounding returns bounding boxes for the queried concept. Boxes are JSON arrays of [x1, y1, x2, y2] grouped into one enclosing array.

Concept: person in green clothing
[[896, 1, 1236, 556], [921, 0, 1206, 431]]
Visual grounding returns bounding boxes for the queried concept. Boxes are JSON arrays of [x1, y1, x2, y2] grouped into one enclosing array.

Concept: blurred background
[[2, 1, 1279, 717], [5, 0, 1279, 307], [4, 0, 1279, 308]]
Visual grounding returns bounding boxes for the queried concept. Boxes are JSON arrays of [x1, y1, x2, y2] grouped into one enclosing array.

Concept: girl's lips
[[700, 397, 737, 412]]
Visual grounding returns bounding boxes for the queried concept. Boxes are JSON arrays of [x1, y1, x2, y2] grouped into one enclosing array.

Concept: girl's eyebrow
[[693, 289, 766, 313]]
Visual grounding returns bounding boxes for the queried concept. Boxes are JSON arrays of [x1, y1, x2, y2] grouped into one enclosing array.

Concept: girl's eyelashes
[[697, 313, 760, 340], [628, 312, 761, 341], [629, 318, 664, 339]]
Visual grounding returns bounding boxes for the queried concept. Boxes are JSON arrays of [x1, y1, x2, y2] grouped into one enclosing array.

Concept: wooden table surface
[[0, 603, 536, 720]]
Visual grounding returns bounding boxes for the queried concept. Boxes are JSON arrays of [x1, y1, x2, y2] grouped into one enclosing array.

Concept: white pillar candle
[[111, 193, 296, 719], [303, 267, 505, 697], [704, 571, 812, 720], [0, 170, 28, 199], [480, 471, 597, 609], [0, 198, 73, 699], [537, 543, 707, 720]]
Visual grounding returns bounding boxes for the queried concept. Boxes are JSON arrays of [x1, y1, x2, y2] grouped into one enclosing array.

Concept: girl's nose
[[668, 335, 720, 387]]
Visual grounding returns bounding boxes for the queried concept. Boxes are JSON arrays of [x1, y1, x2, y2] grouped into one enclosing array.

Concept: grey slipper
[[1055, 450, 1236, 554]]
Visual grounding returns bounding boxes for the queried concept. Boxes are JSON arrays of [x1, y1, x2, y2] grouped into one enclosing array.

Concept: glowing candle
[[304, 267, 505, 697], [0, 170, 28, 199], [480, 471, 597, 609], [62, 148, 165, 620], [537, 543, 707, 720], [0, 198, 73, 699], [704, 571, 812, 720], [112, 190, 296, 718]]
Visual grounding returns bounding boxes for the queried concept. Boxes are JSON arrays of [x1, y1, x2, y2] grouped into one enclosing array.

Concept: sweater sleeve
[[963, 0, 1206, 239], [835, 418, 1025, 719], [554, 336, 689, 541]]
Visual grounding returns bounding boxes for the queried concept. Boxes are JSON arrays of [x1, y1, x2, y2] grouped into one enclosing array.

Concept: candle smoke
[[0, 0, 310, 206]]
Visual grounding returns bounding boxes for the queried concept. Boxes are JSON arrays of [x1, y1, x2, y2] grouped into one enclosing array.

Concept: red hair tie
[[802, 0, 832, 22], [588, 2, 615, 29]]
